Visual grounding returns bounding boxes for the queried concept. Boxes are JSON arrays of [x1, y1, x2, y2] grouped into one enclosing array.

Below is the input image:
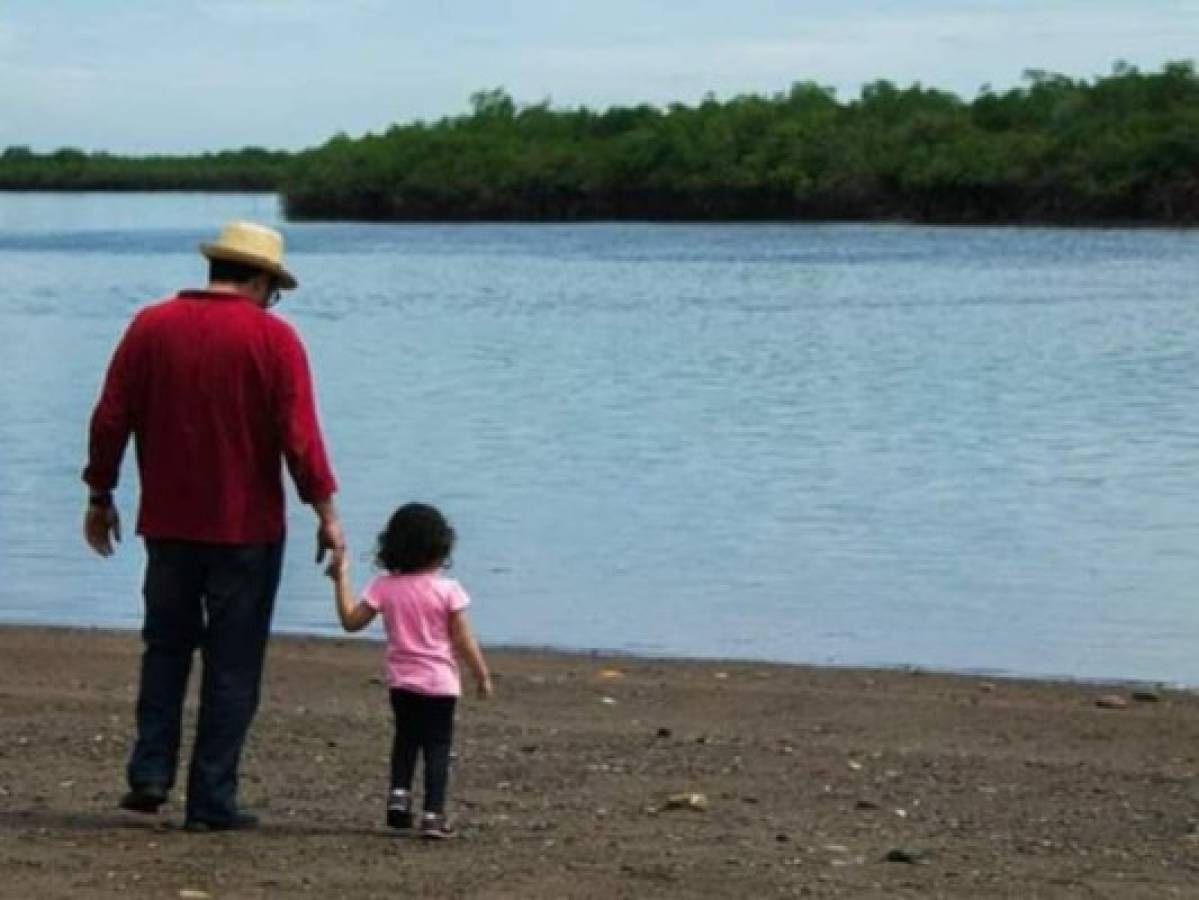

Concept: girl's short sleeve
[[444, 579, 471, 613], [361, 574, 387, 610]]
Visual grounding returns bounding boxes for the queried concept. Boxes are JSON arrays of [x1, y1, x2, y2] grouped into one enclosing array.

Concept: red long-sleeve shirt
[[83, 290, 337, 543]]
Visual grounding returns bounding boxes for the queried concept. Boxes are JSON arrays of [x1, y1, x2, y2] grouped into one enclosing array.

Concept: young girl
[[328, 502, 492, 839]]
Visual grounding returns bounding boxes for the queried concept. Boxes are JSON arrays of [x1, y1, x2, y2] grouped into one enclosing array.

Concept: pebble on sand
[[885, 848, 930, 865], [663, 792, 709, 812]]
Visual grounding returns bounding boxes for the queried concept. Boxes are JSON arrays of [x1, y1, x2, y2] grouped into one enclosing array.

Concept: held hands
[[83, 499, 121, 557], [324, 552, 348, 581], [316, 517, 346, 567]]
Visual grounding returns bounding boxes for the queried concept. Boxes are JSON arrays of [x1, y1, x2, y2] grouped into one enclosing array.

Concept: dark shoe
[[386, 789, 413, 829], [119, 784, 168, 814], [183, 811, 259, 833], [419, 811, 454, 840]]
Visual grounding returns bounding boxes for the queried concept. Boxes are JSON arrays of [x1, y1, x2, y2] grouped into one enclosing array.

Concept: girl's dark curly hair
[[375, 502, 456, 574]]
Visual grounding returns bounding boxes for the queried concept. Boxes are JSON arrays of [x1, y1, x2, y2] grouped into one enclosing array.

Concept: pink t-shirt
[[362, 572, 470, 696]]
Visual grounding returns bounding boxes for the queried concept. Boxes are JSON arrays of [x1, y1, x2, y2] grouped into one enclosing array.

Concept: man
[[82, 220, 344, 831]]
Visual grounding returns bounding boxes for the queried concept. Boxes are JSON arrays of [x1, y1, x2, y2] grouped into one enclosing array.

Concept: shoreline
[[3, 624, 1198, 897], [3, 188, 1198, 230], [3, 621, 1189, 692]]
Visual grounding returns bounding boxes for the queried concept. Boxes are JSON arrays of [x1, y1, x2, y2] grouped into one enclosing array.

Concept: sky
[[2, 0, 1197, 155]]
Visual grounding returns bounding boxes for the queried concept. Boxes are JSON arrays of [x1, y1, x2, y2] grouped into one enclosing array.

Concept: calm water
[[2, 192, 1198, 683]]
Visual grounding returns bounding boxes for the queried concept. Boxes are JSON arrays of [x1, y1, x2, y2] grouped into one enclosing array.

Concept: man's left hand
[[316, 517, 346, 566]]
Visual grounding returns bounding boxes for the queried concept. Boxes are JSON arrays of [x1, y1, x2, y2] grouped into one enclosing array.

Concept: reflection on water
[[2, 192, 1199, 683]]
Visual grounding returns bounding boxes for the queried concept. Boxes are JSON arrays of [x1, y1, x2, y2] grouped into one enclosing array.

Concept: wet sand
[[2, 626, 1198, 898]]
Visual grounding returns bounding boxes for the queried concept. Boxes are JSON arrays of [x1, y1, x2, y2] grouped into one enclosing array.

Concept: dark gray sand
[[2, 627, 1198, 898]]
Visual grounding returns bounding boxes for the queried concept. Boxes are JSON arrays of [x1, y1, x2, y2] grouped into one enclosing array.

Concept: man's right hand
[[84, 502, 121, 557]]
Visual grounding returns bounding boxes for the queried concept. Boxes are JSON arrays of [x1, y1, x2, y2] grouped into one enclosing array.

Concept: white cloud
[[520, 4, 1198, 107], [1, 0, 1196, 152], [201, 0, 386, 26]]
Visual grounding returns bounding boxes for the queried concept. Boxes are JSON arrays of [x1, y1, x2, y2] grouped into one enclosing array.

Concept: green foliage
[[0, 147, 291, 191], [4, 62, 1198, 223], [281, 61, 1199, 222]]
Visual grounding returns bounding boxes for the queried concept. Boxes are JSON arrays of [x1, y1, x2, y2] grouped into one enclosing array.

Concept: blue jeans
[[127, 538, 283, 823]]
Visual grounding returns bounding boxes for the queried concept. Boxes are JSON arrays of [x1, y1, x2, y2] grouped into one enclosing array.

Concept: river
[[2, 192, 1198, 683]]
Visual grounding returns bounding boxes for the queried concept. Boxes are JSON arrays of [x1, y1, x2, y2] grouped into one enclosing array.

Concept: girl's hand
[[324, 554, 348, 580], [477, 676, 494, 700]]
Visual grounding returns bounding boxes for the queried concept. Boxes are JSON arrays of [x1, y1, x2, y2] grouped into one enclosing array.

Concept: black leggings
[[389, 689, 456, 814]]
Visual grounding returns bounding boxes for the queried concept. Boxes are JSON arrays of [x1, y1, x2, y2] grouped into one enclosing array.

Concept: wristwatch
[[88, 492, 114, 509]]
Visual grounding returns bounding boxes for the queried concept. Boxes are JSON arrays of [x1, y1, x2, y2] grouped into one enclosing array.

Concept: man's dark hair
[[209, 258, 267, 284], [375, 503, 456, 574]]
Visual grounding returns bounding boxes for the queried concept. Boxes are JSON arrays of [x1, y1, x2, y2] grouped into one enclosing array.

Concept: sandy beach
[[2, 626, 1198, 898]]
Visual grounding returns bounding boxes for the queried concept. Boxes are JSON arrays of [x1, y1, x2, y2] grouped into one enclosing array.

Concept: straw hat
[[199, 220, 298, 289]]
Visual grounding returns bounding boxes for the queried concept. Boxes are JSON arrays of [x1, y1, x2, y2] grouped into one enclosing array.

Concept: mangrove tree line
[[3, 62, 1198, 224], [0, 147, 289, 192]]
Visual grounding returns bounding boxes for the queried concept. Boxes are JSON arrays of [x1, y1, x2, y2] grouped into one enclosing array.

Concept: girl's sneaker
[[386, 789, 413, 829], [419, 811, 454, 840]]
